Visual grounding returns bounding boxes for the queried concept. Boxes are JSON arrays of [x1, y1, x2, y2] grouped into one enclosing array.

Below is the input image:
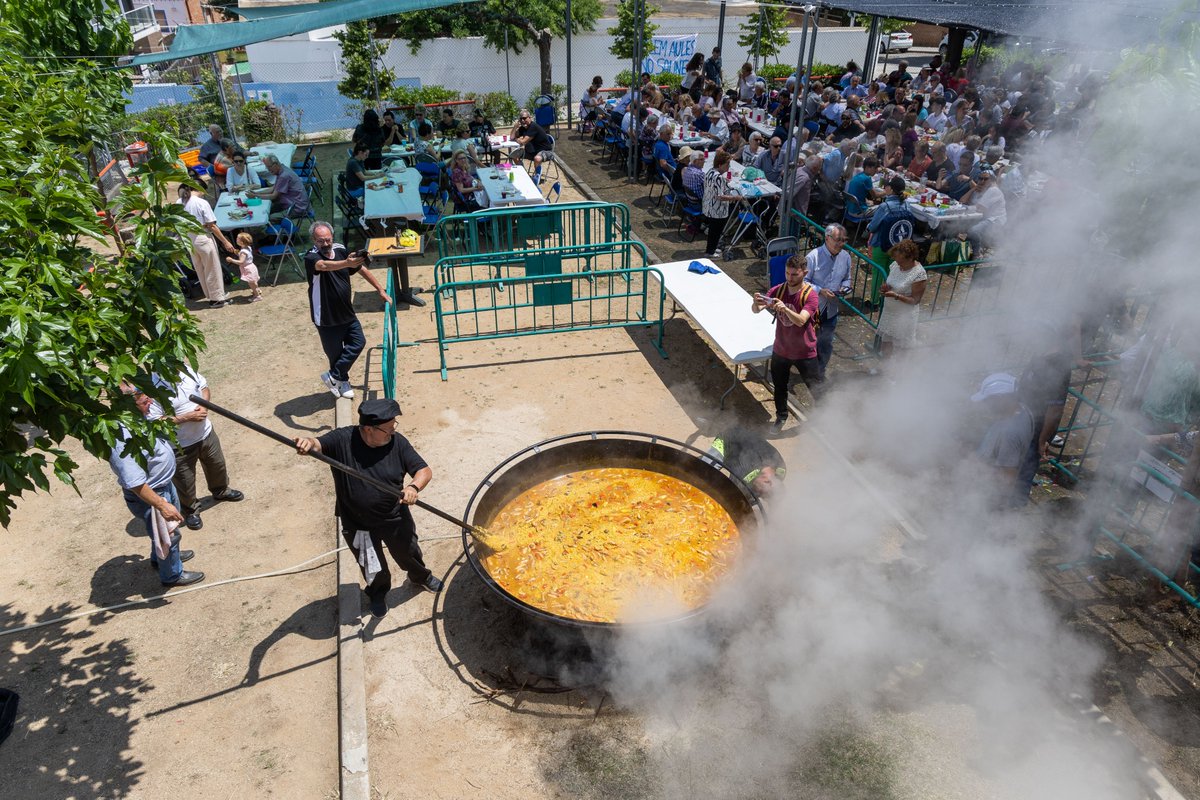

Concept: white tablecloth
[[213, 192, 271, 230], [477, 165, 546, 207], [363, 169, 424, 222], [245, 142, 297, 178], [655, 258, 775, 365], [670, 135, 713, 150]]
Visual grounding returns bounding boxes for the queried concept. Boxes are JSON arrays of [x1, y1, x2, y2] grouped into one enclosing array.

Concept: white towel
[[150, 507, 180, 562], [353, 529, 381, 584]]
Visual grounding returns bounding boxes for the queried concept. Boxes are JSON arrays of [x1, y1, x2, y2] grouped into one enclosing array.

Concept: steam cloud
[[602, 4, 1198, 797]]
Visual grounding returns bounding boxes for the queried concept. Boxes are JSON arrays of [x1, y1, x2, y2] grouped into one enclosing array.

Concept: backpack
[[768, 283, 820, 331]]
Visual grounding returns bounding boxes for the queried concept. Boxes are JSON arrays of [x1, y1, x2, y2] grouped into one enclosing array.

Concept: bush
[[610, 70, 682, 90], [240, 99, 285, 145], [118, 103, 209, 145], [757, 62, 845, 84], [472, 91, 519, 126], [388, 84, 461, 109]]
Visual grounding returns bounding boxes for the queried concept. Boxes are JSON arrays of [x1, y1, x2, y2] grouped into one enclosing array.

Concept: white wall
[[246, 18, 868, 98]]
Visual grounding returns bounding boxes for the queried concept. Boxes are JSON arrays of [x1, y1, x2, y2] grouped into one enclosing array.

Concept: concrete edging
[[333, 395, 370, 800]]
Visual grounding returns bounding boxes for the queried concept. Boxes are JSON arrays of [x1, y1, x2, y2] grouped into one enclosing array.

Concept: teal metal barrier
[[381, 268, 398, 400], [378, 267, 417, 401], [434, 201, 631, 260], [433, 257, 667, 380], [788, 209, 1003, 332], [435, 238, 648, 290]]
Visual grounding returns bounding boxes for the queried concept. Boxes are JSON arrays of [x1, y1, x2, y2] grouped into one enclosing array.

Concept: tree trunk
[[538, 29, 553, 95]]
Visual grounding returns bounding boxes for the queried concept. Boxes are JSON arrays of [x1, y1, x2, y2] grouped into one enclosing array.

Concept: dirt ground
[[3, 146, 1199, 799], [0, 280, 344, 797]]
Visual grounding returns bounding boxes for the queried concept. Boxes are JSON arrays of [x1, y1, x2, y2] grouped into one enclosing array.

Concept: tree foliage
[[0, 16, 206, 526], [736, 5, 791, 64], [388, 0, 602, 94], [334, 20, 396, 104], [608, 0, 659, 61]]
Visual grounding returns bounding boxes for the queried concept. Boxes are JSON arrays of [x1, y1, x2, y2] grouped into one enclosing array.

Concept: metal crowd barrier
[[432, 240, 665, 379], [434, 201, 631, 260]]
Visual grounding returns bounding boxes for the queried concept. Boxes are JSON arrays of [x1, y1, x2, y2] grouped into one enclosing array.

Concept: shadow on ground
[[0, 603, 147, 798]]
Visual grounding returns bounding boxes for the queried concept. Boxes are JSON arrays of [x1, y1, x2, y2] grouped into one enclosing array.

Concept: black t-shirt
[[517, 122, 552, 158], [352, 124, 385, 157], [304, 243, 362, 327], [345, 157, 366, 190], [469, 119, 496, 138], [317, 426, 429, 529]]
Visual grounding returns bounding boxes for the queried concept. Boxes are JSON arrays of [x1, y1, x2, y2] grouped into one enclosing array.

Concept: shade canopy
[[130, 0, 474, 65]]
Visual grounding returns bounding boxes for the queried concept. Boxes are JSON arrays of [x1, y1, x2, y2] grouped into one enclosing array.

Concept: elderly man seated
[[198, 124, 226, 172], [253, 154, 311, 219]]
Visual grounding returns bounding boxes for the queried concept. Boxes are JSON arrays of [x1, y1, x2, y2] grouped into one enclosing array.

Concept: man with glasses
[[256, 154, 311, 219], [294, 398, 441, 619], [804, 223, 853, 380], [304, 221, 391, 399], [754, 136, 787, 186], [509, 107, 553, 171]]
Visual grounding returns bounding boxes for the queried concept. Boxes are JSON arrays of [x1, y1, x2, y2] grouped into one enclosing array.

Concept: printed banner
[[642, 34, 698, 76]]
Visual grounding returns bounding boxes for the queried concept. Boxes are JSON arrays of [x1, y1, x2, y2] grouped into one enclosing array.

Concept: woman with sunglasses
[[449, 149, 485, 212], [223, 149, 262, 191]]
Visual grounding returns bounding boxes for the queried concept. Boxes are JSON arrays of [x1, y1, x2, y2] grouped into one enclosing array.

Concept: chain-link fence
[[121, 4, 888, 146]]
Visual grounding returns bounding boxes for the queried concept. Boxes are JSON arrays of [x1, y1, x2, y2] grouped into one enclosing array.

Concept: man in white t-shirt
[[178, 184, 236, 308], [148, 368, 244, 530]]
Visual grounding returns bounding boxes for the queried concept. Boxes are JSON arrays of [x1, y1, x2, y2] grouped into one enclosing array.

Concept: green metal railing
[[788, 210, 1002, 339], [381, 268, 398, 400], [435, 238, 646, 290], [433, 242, 665, 379], [434, 201, 631, 259]]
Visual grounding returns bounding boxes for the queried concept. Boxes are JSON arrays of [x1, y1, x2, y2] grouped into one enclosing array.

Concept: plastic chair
[[764, 236, 797, 283], [678, 189, 704, 239], [421, 189, 449, 227], [533, 96, 556, 133], [336, 195, 369, 247], [842, 191, 869, 242], [260, 217, 300, 286]]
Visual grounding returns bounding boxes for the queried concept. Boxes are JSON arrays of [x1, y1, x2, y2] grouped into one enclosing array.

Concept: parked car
[[881, 30, 913, 52], [939, 30, 981, 56]]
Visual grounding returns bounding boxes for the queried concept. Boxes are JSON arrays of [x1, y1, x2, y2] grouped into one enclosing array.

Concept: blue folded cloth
[[688, 260, 721, 275]]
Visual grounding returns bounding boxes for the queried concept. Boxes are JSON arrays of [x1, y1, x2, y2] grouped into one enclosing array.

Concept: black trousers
[[341, 516, 432, 601], [770, 353, 821, 420], [703, 213, 728, 255]]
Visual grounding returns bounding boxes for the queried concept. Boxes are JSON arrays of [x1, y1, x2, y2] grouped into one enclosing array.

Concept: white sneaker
[[319, 371, 340, 397], [711, 249, 723, 259], [337, 381, 355, 399]]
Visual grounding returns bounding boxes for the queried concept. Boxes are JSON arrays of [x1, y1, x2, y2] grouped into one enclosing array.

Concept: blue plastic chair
[[768, 254, 790, 288]]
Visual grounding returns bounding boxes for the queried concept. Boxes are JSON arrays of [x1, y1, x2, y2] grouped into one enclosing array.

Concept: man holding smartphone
[[804, 223, 853, 381], [752, 255, 821, 431], [305, 221, 392, 400]]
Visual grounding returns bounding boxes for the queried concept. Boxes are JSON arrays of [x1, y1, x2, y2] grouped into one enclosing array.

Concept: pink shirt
[[769, 281, 819, 360]]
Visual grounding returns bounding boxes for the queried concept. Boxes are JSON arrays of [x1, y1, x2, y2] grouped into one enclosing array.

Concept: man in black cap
[[294, 398, 440, 618]]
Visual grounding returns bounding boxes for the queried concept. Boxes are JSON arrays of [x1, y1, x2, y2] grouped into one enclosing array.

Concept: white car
[[881, 30, 913, 52], [939, 30, 981, 56]]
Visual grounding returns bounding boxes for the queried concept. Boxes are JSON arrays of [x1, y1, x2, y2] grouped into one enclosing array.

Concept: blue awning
[[131, 0, 475, 65]]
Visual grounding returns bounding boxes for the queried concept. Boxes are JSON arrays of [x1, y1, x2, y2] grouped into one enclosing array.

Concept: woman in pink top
[[752, 254, 821, 430]]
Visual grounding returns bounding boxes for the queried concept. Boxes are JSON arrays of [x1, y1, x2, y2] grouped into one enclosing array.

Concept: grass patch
[[543, 727, 659, 800], [790, 723, 899, 800]]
